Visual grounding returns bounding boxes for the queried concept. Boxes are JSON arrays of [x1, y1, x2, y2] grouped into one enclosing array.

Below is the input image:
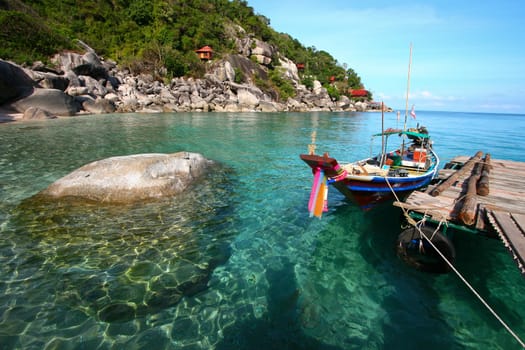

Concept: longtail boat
[[300, 126, 439, 213], [302, 44, 439, 214]]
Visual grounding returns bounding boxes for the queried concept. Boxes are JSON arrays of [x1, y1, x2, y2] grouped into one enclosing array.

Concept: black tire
[[396, 225, 456, 273]]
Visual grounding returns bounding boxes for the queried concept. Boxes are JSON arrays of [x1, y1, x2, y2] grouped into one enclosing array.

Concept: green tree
[[346, 68, 363, 89], [1, 0, 367, 92], [128, 0, 153, 26], [0, 10, 70, 63]]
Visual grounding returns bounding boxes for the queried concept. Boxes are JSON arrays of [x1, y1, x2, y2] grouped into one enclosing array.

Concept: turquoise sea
[[0, 110, 524, 349]]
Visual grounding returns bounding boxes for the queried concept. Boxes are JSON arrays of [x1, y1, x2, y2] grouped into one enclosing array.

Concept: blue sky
[[246, 0, 525, 114]]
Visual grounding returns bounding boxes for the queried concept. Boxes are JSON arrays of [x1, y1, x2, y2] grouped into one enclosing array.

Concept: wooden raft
[[394, 155, 525, 275]]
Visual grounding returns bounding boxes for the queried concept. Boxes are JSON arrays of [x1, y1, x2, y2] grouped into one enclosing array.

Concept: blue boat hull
[[300, 148, 439, 210]]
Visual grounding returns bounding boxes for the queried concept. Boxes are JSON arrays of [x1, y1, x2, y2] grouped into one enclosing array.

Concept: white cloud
[[409, 90, 460, 102]]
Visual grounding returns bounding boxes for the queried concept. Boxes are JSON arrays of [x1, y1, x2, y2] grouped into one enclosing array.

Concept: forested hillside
[[0, 0, 365, 98]]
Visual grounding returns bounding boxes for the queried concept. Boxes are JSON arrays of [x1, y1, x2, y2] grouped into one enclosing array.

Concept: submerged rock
[[10, 157, 235, 325], [98, 302, 136, 323], [39, 152, 213, 203]]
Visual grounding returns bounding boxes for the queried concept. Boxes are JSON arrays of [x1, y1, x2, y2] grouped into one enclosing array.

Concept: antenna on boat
[[401, 43, 413, 154]]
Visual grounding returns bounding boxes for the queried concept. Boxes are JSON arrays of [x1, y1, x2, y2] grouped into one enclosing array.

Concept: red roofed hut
[[349, 89, 369, 98], [195, 46, 213, 61]]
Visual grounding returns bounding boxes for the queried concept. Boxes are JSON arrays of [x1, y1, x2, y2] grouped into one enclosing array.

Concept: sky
[[246, 0, 525, 114]]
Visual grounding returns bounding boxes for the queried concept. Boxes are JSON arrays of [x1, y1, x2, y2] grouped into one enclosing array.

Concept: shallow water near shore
[[1, 111, 524, 349]]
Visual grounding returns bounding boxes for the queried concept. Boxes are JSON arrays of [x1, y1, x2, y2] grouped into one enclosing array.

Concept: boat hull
[[332, 174, 434, 210], [300, 151, 438, 211]]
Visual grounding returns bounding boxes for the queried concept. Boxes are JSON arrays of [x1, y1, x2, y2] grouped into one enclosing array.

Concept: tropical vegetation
[[0, 0, 367, 100]]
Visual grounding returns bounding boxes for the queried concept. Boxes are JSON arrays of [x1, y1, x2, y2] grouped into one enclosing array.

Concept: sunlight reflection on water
[[0, 111, 524, 349]]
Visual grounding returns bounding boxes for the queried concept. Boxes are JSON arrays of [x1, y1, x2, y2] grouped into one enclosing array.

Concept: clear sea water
[[0, 111, 524, 349]]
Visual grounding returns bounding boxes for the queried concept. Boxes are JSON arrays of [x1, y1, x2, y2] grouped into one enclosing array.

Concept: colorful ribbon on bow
[[308, 168, 328, 218]]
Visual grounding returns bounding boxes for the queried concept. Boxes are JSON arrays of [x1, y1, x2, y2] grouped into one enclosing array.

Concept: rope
[[383, 175, 525, 348], [414, 222, 525, 348]]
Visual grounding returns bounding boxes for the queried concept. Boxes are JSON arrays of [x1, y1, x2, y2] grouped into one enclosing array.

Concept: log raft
[[477, 153, 491, 196], [394, 153, 525, 275]]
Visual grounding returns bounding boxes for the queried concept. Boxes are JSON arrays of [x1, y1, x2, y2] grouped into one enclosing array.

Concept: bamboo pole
[[477, 153, 491, 196], [430, 151, 483, 197], [458, 157, 484, 225], [380, 102, 386, 167], [403, 43, 412, 132], [401, 43, 413, 155]]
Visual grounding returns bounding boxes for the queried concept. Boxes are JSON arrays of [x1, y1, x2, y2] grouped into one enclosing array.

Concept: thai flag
[[410, 105, 416, 119]]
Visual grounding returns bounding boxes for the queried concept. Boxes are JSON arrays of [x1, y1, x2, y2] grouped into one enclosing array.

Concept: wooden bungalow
[[195, 46, 213, 61], [349, 88, 369, 98]]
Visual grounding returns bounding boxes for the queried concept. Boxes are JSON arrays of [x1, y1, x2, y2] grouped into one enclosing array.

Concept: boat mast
[[403, 43, 413, 131], [401, 43, 413, 154], [380, 101, 386, 167]]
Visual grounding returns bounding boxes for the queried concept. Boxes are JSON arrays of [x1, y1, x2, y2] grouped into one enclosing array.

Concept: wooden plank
[[484, 203, 525, 215], [486, 211, 525, 276], [399, 157, 525, 232], [491, 211, 525, 259], [439, 158, 524, 216], [450, 156, 470, 163], [430, 151, 483, 197], [511, 213, 525, 234], [436, 169, 457, 180], [475, 205, 488, 231]]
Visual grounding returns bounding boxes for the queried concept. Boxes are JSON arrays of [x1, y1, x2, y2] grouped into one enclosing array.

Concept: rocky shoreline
[[1, 40, 389, 123]]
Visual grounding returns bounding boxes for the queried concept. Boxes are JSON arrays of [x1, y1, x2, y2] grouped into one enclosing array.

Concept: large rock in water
[[0, 59, 35, 104], [11, 88, 79, 116], [40, 152, 213, 203]]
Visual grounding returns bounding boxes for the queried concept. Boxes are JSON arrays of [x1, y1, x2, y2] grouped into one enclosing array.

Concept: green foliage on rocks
[[0, 0, 365, 97], [234, 68, 245, 84], [301, 76, 315, 90], [325, 84, 341, 101], [269, 68, 295, 101]]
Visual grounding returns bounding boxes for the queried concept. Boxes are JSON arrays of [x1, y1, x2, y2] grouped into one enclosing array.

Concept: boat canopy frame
[[368, 128, 432, 168], [372, 129, 430, 139]]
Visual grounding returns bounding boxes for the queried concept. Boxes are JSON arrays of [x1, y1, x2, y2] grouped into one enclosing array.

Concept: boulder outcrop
[[11, 88, 79, 116], [39, 152, 213, 204], [0, 59, 35, 105], [0, 31, 389, 120]]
